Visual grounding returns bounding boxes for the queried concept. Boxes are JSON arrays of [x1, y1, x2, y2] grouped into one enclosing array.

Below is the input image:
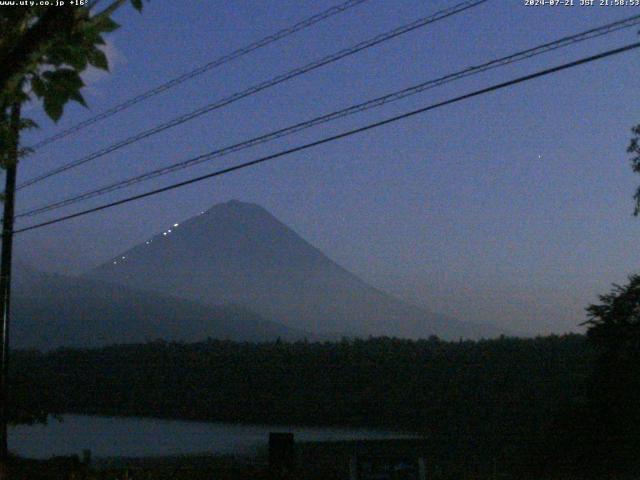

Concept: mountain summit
[[88, 200, 503, 339]]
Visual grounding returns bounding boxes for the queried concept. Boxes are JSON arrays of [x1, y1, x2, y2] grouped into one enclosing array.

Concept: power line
[[16, 13, 640, 219], [14, 41, 640, 235], [17, 0, 488, 190], [26, 0, 372, 152], [19, 0, 486, 188]]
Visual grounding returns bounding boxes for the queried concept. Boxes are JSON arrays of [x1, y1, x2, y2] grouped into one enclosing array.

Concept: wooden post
[[269, 432, 295, 478], [349, 455, 358, 480], [418, 457, 426, 480], [0, 102, 21, 472]]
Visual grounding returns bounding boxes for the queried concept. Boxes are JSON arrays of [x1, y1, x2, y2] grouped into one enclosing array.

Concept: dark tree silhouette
[[580, 276, 640, 473], [543, 276, 640, 476], [13, 335, 592, 478]]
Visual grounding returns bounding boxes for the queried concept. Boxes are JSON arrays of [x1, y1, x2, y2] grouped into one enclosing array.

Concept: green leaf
[[59, 45, 88, 71], [91, 15, 120, 34], [30, 76, 47, 98], [43, 94, 65, 122], [39, 69, 86, 121], [88, 48, 109, 71], [44, 43, 88, 71], [69, 89, 87, 108], [131, 0, 143, 11], [45, 68, 84, 92]]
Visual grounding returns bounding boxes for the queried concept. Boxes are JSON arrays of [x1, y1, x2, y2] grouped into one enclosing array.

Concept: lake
[[9, 415, 418, 459]]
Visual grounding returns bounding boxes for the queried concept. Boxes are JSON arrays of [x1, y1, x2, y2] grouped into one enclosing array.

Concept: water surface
[[10, 414, 417, 458]]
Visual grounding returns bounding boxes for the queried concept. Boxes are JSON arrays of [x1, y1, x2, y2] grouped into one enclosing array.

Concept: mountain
[[11, 263, 311, 350], [87, 200, 505, 340]]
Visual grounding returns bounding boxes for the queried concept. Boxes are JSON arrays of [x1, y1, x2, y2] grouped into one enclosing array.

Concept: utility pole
[[0, 102, 21, 466]]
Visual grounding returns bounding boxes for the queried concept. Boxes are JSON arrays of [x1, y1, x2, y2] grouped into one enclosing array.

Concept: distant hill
[[12, 263, 311, 350], [87, 200, 504, 340]]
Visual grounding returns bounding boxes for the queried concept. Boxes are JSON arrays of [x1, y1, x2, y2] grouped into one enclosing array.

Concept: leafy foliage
[[0, 0, 149, 169], [584, 275, 640, 351], [627, 125, 640, 214]]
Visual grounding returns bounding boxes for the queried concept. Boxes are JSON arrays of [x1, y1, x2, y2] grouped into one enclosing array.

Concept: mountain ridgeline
[[87, 200, 503, 340], [12, 263, 310, 350]]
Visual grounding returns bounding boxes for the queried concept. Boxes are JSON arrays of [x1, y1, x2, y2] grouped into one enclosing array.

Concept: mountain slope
[[12, 264, 310, 350], [87, 200, 504, 339]]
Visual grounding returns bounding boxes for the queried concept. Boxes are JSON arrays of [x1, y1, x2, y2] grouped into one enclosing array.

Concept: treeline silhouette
[[13, 334, 598, 475], [540, 276, 640, 478]]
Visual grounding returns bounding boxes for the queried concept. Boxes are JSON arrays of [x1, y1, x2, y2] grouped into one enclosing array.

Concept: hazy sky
[[10, 0, 640, 335]]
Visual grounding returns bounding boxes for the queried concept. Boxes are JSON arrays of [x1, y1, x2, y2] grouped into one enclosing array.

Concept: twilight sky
[[10, 0, 640, 335]]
